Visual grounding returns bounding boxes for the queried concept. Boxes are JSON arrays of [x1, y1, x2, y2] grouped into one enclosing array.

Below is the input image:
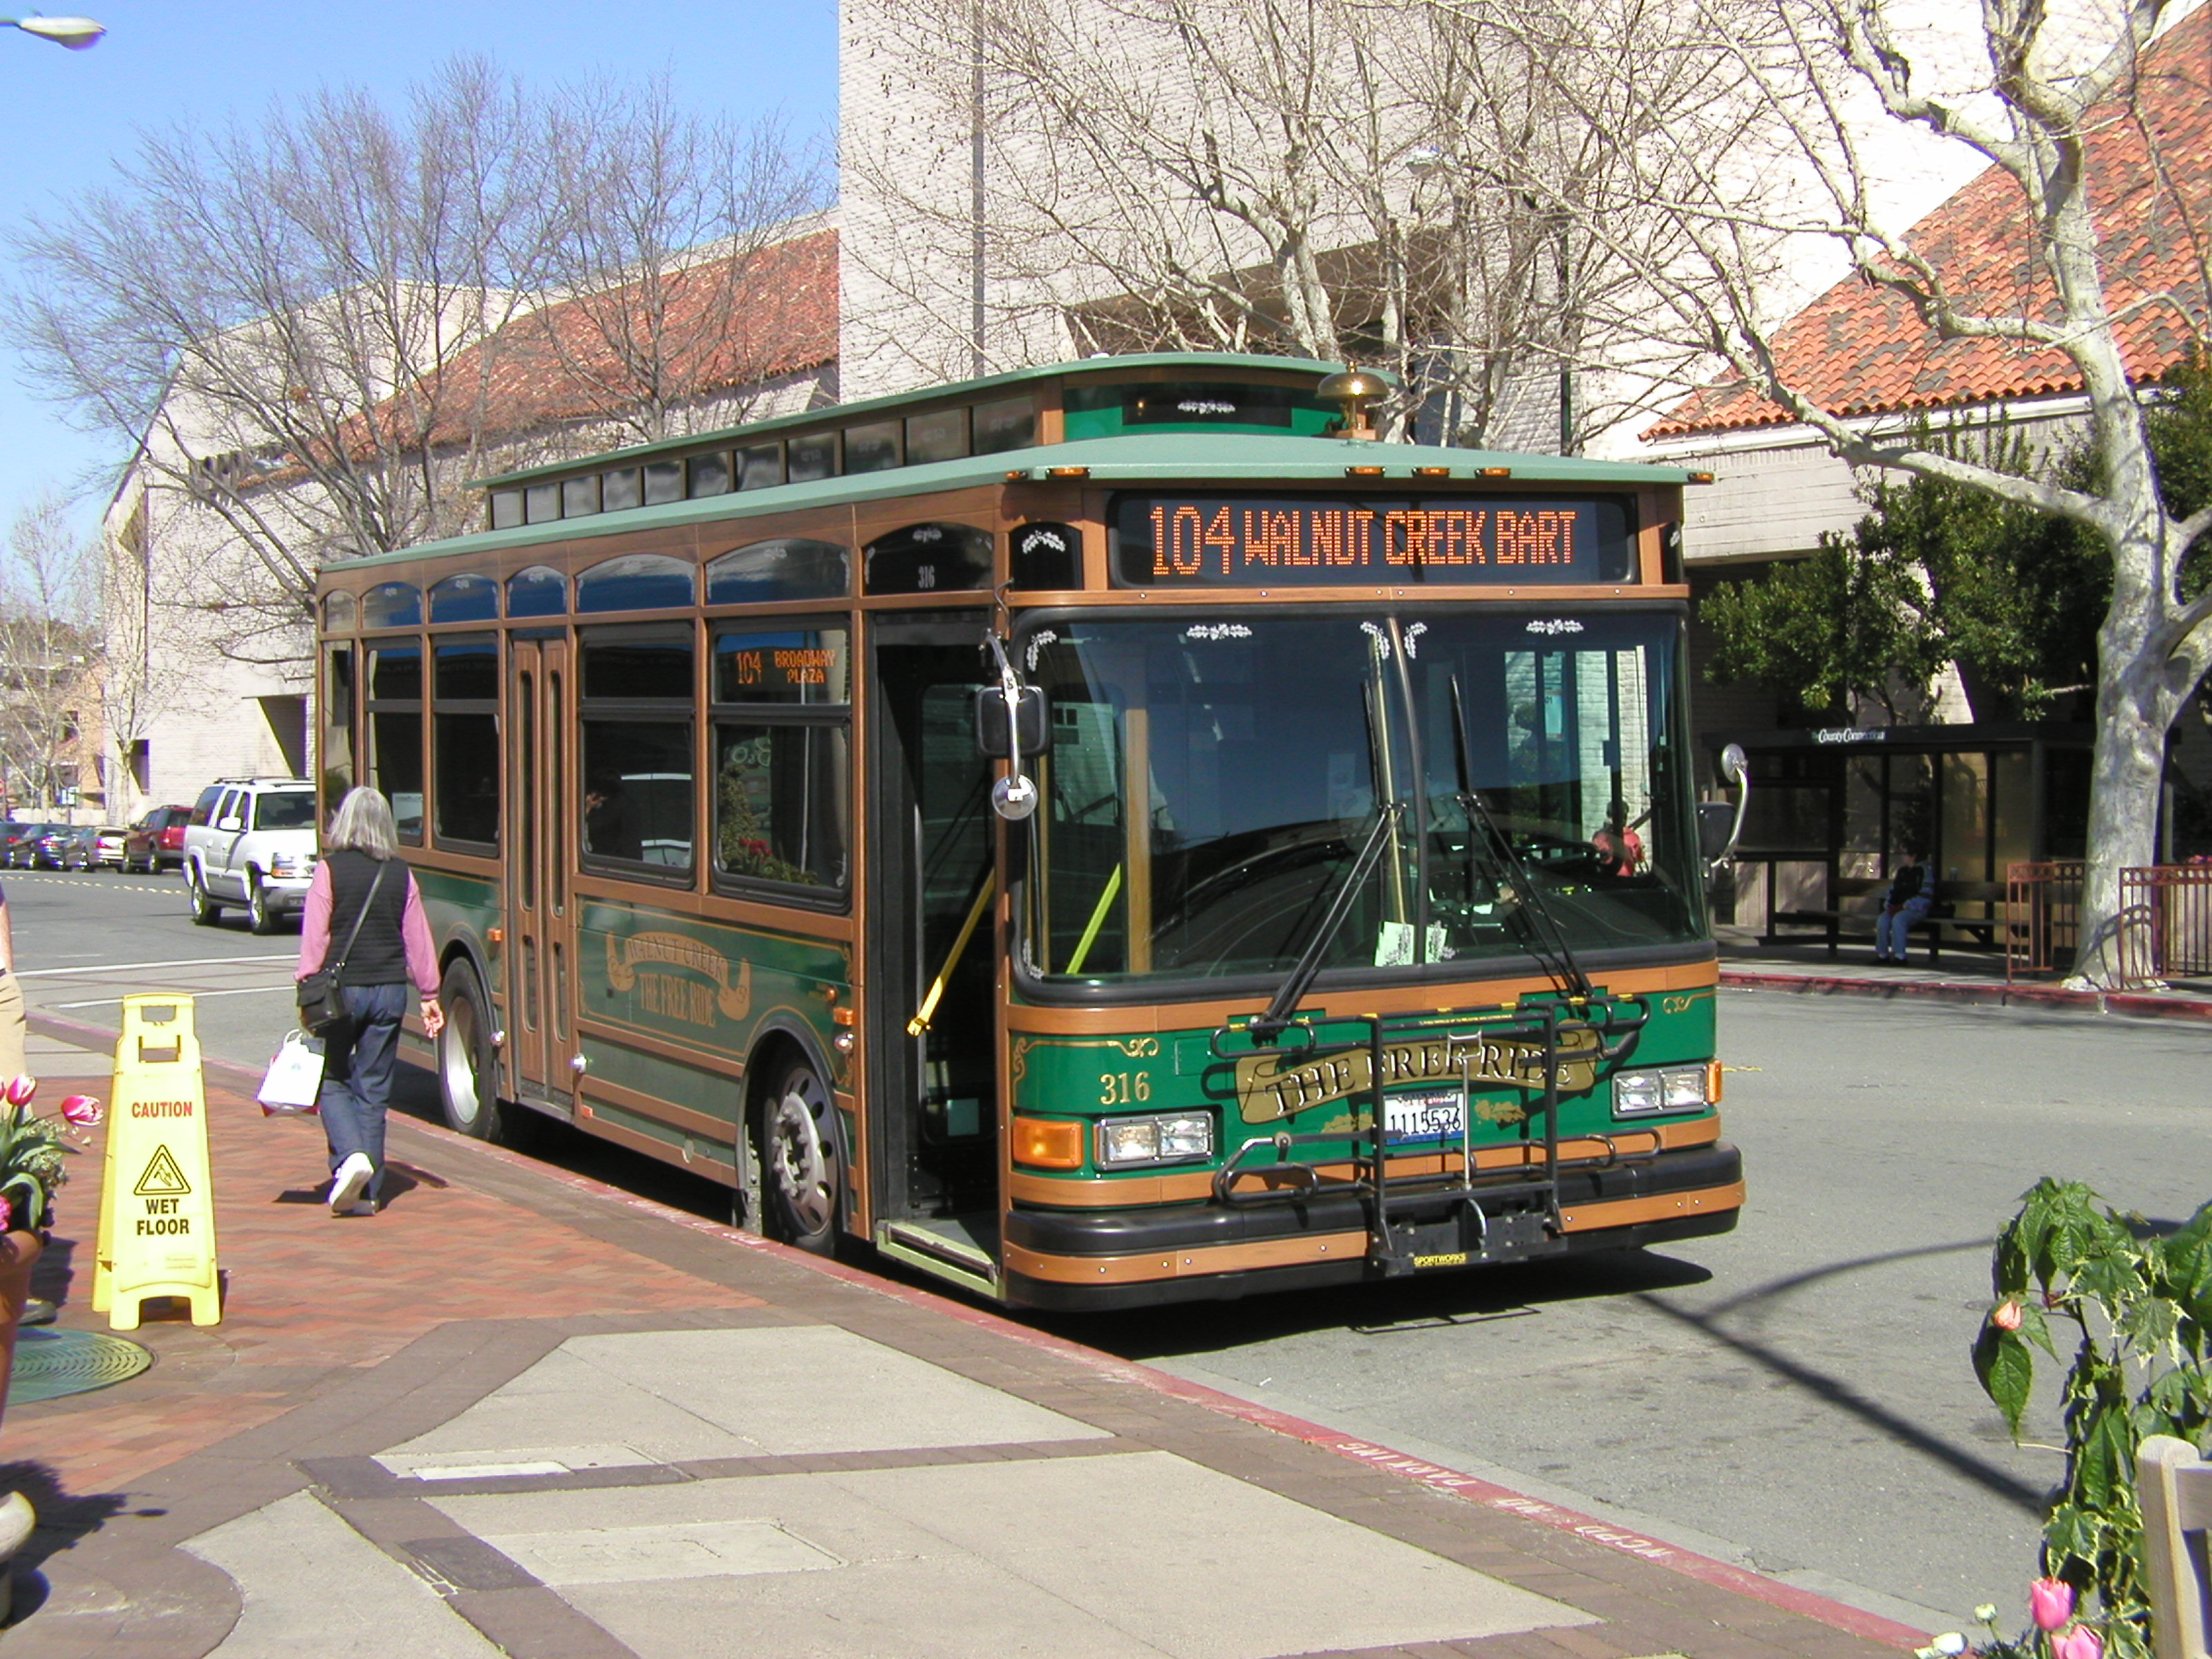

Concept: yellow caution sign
[[91, 996, 220, 1329]]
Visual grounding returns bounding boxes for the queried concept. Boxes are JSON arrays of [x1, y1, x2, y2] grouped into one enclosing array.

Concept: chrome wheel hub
[[770, 1083, 833, 1235]]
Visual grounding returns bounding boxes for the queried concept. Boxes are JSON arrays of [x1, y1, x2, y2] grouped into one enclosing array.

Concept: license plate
[[1385, 1088, 1465, 1144]]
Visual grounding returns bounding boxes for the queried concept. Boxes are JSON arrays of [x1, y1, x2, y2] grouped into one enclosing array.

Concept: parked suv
[[182, 778, 319, 934], [124, 805, 194, 873]]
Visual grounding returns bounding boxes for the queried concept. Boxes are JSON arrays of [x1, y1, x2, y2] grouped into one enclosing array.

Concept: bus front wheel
[[438, 961, 506, 1143], [760, 1054, 839, 1255]]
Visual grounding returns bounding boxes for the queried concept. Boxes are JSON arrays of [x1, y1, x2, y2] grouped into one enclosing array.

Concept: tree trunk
[[2075, 599, 2171, 986]]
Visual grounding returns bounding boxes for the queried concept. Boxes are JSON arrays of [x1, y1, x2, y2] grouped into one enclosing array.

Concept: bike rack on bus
[[1208, 994, 1649, 1276]]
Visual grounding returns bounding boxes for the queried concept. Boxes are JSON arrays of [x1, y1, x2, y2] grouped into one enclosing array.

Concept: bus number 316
[[1099, 1072, 1153, 1105]]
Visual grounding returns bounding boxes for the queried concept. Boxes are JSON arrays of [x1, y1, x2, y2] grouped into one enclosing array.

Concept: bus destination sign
[[1113, 493, 1635, 588]]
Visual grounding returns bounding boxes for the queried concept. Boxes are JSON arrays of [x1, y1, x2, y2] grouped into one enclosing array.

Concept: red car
[[124, 805, 194, 874]]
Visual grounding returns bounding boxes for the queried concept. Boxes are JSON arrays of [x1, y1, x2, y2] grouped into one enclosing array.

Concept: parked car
[[0, 824, 44, 868], [26, 825, 93, 870], [182, 778, 319, 934], [93, 826, 126, 870], [33, 825, 110, 871], [6, 824, 62, 869], [124, 805, 194, 873]]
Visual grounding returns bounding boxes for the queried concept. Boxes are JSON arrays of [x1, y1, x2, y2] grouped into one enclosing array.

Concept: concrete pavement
[[0, 1020, 1933, 1659]]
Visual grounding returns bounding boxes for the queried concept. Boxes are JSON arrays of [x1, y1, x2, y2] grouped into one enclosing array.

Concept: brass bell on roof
[[1316, 365, 1388, 440]]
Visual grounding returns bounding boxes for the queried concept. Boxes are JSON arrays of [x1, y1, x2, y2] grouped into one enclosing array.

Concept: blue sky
[[0, 0, 838, 542]]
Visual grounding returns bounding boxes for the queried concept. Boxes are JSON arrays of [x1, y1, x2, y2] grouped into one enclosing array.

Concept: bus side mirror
[[1703, 742, 1750, 870], [974, 686, 1052, 759]]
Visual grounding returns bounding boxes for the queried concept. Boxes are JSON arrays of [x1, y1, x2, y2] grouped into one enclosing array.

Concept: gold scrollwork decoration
[[1010, 1033, 1160, 1088], [606, 930, 755, 1020]]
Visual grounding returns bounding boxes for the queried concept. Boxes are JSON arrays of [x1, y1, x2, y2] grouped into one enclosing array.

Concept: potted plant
[[0, 1078, 102, 1425]]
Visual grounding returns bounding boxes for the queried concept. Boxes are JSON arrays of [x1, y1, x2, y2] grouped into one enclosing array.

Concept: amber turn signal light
[[1012, 1116, 1085, 1170], [1344, 465, 1385, 478], [1707, 1060, 1725, 1105]]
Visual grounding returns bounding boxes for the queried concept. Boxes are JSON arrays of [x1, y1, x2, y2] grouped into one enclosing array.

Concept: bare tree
[[1456, 0, 2211, 984], [0, 494, 97, 815], [845, 0, 1714, 445], [6, 58, 825, 669], [519, 82, 831, 447]]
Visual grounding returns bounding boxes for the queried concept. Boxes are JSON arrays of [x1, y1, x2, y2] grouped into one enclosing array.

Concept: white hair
[[326, 787, 398, 859]]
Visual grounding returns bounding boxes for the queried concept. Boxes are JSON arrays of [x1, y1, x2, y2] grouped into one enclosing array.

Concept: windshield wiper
[[1449, 675, 1594, 1002], [1249, 801, 1405, 1046]]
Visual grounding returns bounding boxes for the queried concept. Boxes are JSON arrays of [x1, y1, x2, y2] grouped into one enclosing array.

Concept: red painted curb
[[39, 1005, 1928, 1650], [1720, 968, 2212, 1022]]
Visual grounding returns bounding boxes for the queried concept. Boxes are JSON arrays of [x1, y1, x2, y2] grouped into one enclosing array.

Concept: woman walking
[[295, 787, 444, 1215]]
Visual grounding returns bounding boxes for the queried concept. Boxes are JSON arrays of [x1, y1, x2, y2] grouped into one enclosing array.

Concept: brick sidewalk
[[0, 1045, 1927, 1659]]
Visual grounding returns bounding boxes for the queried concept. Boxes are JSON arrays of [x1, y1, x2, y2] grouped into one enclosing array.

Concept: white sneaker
[[328, 1154, 373, 1215]]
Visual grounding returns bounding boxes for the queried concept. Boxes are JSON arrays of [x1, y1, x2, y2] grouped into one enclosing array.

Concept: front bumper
[[259, 875, 315, 911], [1002, 1139, 1743, 1311]]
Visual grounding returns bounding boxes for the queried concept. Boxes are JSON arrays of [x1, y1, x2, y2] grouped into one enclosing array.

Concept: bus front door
[[507, 637, 581, 1112], [867, 619, 1002, 1290]]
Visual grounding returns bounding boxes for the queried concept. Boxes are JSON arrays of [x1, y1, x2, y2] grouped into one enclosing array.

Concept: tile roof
[[362, 225, 838, 454], [1648, 11, 2210, 440]]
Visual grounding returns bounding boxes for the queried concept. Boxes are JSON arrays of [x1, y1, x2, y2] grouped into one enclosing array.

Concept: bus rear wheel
[[760, 1054, 839, 1255], [438, 961, 507, 1143]]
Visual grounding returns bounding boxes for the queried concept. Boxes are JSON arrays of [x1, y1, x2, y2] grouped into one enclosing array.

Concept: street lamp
[[0, 15, 104, 48]]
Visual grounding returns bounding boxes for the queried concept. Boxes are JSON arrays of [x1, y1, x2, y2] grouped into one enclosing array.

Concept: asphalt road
[[8, 868, 2208, 1633]]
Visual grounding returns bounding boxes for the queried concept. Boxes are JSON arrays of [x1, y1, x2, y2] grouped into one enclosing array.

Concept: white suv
[[182, 778, 319, 935]]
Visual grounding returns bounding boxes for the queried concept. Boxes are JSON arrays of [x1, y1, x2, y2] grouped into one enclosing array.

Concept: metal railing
[[2119, 864, 2212, 986], [2007, 861, 2083, 982]]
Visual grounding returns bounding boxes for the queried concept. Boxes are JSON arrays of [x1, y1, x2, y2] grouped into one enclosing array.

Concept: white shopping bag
[[257, 1030, 325, 1115]]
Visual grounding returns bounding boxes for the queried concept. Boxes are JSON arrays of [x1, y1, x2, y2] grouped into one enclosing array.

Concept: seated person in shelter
[[1875, 852, 1933, 964]]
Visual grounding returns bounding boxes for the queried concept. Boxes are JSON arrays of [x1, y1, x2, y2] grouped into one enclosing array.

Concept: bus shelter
[[1712, 722, 2094, 946]]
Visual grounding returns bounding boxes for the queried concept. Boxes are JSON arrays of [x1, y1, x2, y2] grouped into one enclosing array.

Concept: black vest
[[323, 849, 411, 986]]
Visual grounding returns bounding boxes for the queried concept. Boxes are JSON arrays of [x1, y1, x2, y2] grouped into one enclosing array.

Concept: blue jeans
[[317, 982, 406, 1199], [1876, 896, 1932, 959]]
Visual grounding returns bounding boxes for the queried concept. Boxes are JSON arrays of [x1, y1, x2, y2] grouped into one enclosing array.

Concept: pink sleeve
[[401, 875, 440, 995], [296, 862, 335, 980]]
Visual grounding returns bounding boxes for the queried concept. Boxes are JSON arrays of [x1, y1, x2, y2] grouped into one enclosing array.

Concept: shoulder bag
[[296, 861, 388, 1037]]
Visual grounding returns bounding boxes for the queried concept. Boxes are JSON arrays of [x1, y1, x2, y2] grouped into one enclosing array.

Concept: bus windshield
[[1021, 610, 1703, 988]]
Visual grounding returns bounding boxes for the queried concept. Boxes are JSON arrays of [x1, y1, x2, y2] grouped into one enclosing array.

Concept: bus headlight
[[1614, 1066, 1711, 1116], [1096, 1110, 1213, 1168]]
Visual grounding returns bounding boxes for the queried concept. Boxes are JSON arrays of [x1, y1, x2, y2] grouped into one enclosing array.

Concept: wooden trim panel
[[1005, 959, 1717, 1035], [1002, 1230, 1369, 1285], [573, 1103, 738, 1183], [1007, 1114, 1723, 1208], [1003, 1174, 1745, 1287], [577, 1074, 738, 1143], [1558, 1180, 1744, 1232]]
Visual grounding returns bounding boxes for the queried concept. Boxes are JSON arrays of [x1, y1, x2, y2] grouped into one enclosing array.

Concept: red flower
[[59, 1096, 102, 1128], [2030, 1579, 2075, 1633], [0, 1194, 14, 1233], [1993, 1302, 2023, 1331], [3, 1076, 35, 1107]]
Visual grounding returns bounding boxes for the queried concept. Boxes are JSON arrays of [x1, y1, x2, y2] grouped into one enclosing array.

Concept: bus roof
[[340, 427, 1694, 575], [470, 352, 1358, 488]]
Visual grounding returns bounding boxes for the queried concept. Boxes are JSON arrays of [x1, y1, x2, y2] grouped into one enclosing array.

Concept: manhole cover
[[10, 1329, 152, 1404]]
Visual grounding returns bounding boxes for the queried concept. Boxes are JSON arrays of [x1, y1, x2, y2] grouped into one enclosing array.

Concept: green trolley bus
[[312, 353, 1743, 1309]]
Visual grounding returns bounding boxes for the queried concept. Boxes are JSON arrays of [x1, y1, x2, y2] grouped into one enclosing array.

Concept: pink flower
[[1994, 1302, 2023, 1331], [59, 1096, 102, 1128], [2030, 1579, 2076, 1633], [2054, 1627, 2102, 1659], [0, 1194, 13, 1232], [3, 1076, 35, 1107]]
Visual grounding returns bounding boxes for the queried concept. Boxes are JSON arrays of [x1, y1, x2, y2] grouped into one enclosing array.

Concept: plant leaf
[[1976, 1324, 2035, 1436]]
